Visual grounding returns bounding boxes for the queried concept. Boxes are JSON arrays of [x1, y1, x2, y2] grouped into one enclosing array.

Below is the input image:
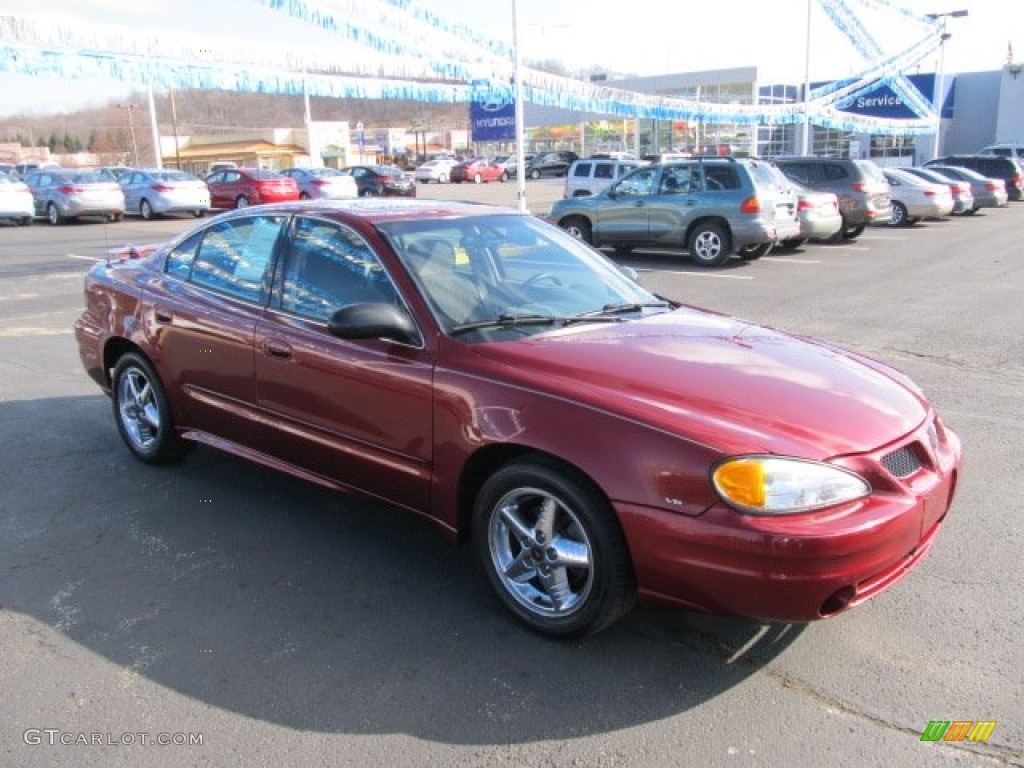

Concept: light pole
[[118, 103, 139, 166], [927, 9, 968, 160]]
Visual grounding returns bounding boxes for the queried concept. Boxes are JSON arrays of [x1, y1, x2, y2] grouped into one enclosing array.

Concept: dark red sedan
[[74, 200, 962, 637], [450, 158, 509, 184], [204, 167, 299, 209]]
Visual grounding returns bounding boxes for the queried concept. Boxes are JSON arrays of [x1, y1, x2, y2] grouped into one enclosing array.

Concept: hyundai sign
[[470, 79, 516, 142]]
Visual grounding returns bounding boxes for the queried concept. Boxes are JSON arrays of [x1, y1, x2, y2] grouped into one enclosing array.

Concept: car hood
[[470, 307, 928, 458]]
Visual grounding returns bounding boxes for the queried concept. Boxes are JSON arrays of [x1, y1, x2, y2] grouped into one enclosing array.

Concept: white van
[[563, 157, 643, 197]]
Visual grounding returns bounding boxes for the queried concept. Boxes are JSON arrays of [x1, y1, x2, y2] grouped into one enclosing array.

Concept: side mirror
[[327, 303, 419, 345]]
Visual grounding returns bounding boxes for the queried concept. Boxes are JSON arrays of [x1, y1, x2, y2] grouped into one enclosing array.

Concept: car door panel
[[148, 215, 286, 444], [254, 216, 433, 511]]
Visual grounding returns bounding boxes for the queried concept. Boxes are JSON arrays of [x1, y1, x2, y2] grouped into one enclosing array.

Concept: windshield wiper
[[568, 301, 674, 322], [450, 312, 625, 336], [451, 313, 560, 336]]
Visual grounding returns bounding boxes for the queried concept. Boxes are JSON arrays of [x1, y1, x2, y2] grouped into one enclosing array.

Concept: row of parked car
[[545, 152, 1021, 267], [413, 151, 583, 185], [0, 163, 426, 225]]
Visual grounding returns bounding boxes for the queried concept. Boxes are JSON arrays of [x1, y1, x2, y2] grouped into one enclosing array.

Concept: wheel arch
[[101, 337, 151, 390], [684, 215, 733, 250], [454, 444, 614, 548]]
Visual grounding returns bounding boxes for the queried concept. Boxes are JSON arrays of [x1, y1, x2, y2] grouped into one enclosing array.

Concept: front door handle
[[263, 339, 293, 360]]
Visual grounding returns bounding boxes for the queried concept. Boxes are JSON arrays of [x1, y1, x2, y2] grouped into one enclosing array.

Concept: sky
[[1, 0, 1020, 117]]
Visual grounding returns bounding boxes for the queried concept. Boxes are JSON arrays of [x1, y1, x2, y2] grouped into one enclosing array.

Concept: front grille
[[881, 445, 922, 478]]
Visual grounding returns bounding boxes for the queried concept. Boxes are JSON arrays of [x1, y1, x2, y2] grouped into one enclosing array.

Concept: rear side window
[[704, 166, 741, 191], [778, 163, 812, 184], [572, 163, 592, 178], [593, 163, 615, 180], [822, 164, 850, 182]]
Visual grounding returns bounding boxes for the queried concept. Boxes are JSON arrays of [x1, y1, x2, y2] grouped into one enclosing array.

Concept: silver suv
[[564, 157, 643, 198], [548, 157, 800, 267], [771, 156, 891, 239]]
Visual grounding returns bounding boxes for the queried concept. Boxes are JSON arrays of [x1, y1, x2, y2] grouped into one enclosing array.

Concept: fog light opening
[[820, 586, 855, 617]]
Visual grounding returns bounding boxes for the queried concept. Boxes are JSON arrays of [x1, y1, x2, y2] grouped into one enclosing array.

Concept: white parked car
[[0, 172, 35, 225], [780, 180, 843, 248], [414, 159, 457, 184], [881, 168, 954, 226], [280, 167, 358, 200]]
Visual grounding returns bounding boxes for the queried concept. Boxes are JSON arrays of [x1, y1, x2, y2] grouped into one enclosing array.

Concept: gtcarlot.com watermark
[[24, 729, 203, 747]]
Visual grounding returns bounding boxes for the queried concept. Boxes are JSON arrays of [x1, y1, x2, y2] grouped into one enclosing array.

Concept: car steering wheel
[[521, 273, 563, 290]]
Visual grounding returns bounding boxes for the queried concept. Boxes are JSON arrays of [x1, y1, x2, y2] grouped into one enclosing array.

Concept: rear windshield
[[854, 160, 887, 183]]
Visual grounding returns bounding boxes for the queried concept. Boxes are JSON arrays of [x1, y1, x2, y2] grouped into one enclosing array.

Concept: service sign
[[835, 73, 949, 119], [470, 79, 516, 142]]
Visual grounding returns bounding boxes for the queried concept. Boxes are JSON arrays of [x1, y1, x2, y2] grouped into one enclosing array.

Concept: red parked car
[[204, 167, 299, 209], [449, 158, 509, 184], [74, 200, 962, 637]]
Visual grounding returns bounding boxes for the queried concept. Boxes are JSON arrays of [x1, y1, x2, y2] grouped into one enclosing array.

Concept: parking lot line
[[633, 268, 754, 280], [766, 257, 821, 264]]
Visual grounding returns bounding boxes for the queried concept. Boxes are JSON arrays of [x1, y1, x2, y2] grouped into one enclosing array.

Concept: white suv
[[564, 157, 642, 197], [978, 144, 1024, 160]]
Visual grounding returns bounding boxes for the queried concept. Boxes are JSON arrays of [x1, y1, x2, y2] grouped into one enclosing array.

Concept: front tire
[[112, 352, 186, 464], [688, 222, 731, 267], [235, 195, 250, 209], [842, 224, 866, 240], [559, 216, 592, 244], [473, 458, 635, 637], [530, 169, 541, 180]]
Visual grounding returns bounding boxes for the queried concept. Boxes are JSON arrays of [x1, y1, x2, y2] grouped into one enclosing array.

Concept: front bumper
[[615, 418, 962, 621]]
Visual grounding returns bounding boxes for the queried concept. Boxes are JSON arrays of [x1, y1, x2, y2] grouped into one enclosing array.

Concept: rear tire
[[842, 224, 866, 240], [46, 202, 63, 225], [140, 199, 155, 220], [889, 202, 908, 227], [688, 222, 731, 267], [738, 242, 772, 260], [235, 196, 250, 208], [112, 352, 187, 464]]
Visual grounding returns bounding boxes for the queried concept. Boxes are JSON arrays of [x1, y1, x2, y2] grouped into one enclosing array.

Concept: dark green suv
[[547, 157, 801, 268]]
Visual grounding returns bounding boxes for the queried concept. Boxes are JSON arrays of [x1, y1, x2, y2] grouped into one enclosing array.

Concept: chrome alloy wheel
[[487, 487, 594, 619], [117, 366, 162, 453]]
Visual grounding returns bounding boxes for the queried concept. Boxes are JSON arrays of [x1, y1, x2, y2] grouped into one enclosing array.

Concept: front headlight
[[712, 456, 870, 515]]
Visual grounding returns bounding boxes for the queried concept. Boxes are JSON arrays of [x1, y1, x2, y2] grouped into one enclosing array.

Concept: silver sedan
[[119, 169, 211, 219]]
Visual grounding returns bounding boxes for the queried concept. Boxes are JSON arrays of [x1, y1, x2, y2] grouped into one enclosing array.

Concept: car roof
[[208, 198, 519, 225]]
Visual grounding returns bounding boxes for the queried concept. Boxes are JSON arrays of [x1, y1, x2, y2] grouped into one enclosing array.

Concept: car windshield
[[377, 213, 668, 340]]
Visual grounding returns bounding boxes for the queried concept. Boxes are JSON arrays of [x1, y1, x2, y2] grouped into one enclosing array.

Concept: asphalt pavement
[[0, 180, 1021, 767]]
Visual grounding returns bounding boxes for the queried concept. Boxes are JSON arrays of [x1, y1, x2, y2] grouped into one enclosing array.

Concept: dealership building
[[519, 64, 1024, 164]]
